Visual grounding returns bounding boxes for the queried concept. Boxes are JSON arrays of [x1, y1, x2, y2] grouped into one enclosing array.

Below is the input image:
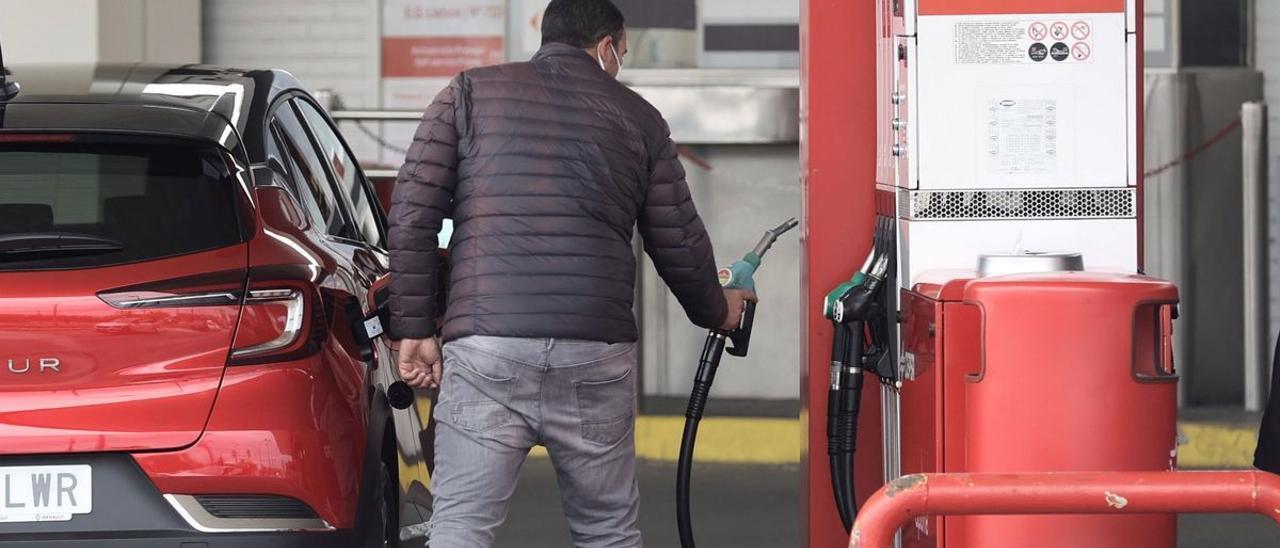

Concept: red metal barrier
[[850, 471, 1280, 548]]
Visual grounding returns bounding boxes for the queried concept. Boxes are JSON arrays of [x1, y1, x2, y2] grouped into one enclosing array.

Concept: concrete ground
[[495, 458, 1280, 547]]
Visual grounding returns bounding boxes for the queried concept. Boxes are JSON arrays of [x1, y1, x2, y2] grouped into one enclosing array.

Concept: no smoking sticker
[[1072, 42, 1091, 61]]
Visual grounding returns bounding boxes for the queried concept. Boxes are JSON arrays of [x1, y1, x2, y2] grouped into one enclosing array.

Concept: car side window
[[272, 103, 354, 239], [292, 99, 385, 248], [268, 122, 328, 226]]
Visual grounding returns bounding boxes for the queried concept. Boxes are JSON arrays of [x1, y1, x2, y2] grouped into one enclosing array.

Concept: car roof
[[0, 63, 309, 162]]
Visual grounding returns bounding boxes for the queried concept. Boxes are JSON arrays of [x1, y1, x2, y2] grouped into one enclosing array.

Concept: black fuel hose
[[827, 321, 853, 528], [677, 331, 728, 548], [829, 320, 865, 532]]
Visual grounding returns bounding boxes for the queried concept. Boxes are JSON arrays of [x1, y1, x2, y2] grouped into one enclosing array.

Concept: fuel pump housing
[[803, 0, 1171, 545]]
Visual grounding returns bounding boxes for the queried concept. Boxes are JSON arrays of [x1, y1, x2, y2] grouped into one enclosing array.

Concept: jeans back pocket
[[575, 364, 635, 446], [442, 344, 517, 433]]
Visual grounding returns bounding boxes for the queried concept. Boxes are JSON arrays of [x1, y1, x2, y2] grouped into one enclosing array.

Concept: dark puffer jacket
[[388, 43, 727, 343]]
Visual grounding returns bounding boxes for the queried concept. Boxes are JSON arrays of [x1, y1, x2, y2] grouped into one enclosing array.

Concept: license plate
[[0, 465, 92, 523]]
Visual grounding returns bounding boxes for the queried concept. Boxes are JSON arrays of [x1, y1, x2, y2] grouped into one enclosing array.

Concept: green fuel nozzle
[[713, 218, 798, 358], [823, 242, 894, 321]]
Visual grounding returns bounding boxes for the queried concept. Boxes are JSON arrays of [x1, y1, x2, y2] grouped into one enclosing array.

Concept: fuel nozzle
[[822, 216, 896, 532], [679, 218, 799, 548], [833, 255, 888, 324], [717, 217, 798, 357]]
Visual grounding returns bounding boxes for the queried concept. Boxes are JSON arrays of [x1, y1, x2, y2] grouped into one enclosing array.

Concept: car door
[[288, 96, 435, 534]]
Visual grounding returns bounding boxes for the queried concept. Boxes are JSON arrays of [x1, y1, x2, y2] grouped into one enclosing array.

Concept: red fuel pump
[[801, 0, 1171, 546]]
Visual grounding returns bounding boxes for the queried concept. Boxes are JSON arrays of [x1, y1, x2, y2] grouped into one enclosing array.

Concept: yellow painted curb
[[528, 417, 1259, 469], [1178, 422, 1258, 469], [529, 416, 802, 464], [633, 416, 802, 464]]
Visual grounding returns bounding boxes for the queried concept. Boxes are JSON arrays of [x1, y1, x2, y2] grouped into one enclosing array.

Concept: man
[[389, 0, 754, 546], [1254, 336, 1280, 471]]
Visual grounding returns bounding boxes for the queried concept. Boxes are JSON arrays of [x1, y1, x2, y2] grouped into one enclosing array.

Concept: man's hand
[[720, 288, 759, 331], [397, 337, 443, 389]]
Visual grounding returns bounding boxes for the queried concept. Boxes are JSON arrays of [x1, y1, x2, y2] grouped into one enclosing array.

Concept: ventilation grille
[[193, 495, 319, 520], [903, 188, 1137, 221]]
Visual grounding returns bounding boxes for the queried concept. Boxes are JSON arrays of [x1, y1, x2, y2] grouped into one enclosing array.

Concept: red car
[[0, 64, 434, 547]]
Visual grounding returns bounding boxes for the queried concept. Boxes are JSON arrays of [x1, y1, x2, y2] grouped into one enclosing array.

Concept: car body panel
[[0, 63, 433, 543], [133, 357, 363, 528], [0, 245, 247, 455]]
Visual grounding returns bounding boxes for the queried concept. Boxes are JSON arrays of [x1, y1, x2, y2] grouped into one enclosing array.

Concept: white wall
[[0, 0, 100, 63], [0, 0, 198, 64], [202, 0, 382, 161], [202, 0, 380, 108]]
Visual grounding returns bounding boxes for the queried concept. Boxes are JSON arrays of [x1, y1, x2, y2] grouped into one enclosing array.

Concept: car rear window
[[0, 136, 245, 271]]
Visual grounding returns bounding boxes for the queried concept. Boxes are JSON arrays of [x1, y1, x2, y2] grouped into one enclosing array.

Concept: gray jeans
[[428, 336, 642, 548]]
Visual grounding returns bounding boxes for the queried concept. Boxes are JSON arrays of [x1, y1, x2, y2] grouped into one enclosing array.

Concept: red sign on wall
[[382, 36, 505, 78], [380, 0, 506, 110]]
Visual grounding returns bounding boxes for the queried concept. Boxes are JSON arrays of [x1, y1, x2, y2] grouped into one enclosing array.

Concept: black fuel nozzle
[[833, 272, 886, 325], [725, 300, 757, 358], [823, 242, 892, 532]]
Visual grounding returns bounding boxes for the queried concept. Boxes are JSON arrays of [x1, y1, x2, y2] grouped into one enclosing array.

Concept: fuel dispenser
[[804, 0, 1178, 546]]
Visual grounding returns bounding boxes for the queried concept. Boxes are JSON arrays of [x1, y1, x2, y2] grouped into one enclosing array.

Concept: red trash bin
[[959, 272, 1179, 547]]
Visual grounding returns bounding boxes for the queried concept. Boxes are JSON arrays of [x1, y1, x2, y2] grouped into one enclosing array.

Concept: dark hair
[[540, 0, 625, 49]]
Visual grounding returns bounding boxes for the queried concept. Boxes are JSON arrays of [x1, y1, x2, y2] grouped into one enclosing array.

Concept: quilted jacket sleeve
[[638, 123, 728, 331], [388, 77, 462, 339]]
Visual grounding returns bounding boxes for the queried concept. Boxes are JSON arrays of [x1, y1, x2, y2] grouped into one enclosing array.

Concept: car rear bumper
[[0, 531, 353, 548], [0, 454, 352, 548]]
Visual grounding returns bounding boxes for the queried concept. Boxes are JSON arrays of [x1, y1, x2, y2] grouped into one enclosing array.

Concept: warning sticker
[[1071, 42, 1092, 61], [954, 19, 1093, 64], [1071, 20, 1092, 40], [985, 98, 1058, 175]]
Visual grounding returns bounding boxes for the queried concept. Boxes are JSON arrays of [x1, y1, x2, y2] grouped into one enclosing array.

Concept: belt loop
[[546, 338, 555, 350]]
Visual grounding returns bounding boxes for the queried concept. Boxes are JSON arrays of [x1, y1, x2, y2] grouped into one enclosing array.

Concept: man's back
[[387, 3, 757, 546], [389, 42, 726, 344]]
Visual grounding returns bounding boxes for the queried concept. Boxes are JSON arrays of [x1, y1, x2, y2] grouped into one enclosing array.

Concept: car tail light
[[228, 280, 326, 366], [98, 269, 248, 310]]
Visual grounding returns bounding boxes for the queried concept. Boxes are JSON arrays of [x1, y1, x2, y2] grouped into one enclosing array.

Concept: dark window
[[293, 99, 385, 248], [267, 122, 328, 226], [1181, 0, 1248, 67], [612, 0, 695, 30], [703, 24, 800, 52], [272, 103, 354, 239], [0, 136, 243, 270]]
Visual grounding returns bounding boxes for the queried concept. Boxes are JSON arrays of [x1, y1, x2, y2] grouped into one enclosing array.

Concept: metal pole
[[1243, 101, 1270, 411], [850, 471, 1280, 548], [329, 110, 425, 121]]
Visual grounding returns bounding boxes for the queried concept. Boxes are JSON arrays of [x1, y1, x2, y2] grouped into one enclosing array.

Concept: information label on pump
[[984, 98, 1059, 175], [953, 19, 1093, 65]]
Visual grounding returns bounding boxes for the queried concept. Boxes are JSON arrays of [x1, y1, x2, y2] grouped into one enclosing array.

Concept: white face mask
[[598, 43, 622, 77]]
